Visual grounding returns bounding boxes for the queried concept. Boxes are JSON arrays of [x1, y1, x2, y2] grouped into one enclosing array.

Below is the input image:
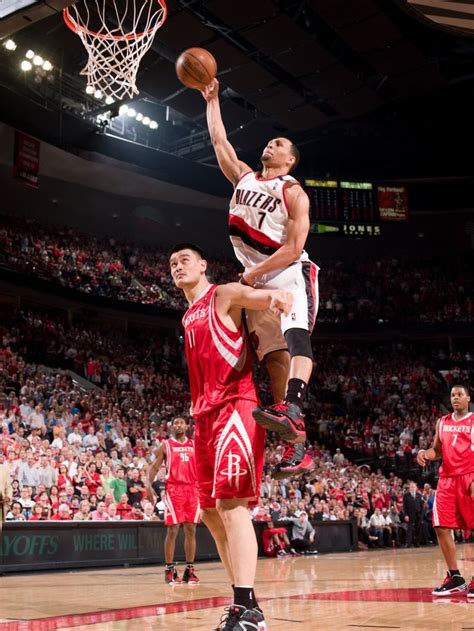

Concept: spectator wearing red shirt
[[116, 494, 132, 519], [84, 462, 101, 494], [51, 491, 69, 512], [29, 504, 48, 521], [123, 502, 144, 520], [51, 503, 72, 520], [57, 464, 72, 491]]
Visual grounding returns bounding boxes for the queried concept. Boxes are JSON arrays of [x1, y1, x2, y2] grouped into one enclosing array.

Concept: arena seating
[[0, 215, 472, 323], [1, 305, 472, 547]]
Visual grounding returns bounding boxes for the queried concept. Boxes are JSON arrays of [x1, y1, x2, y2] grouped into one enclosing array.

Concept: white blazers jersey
[[229, 171, 309, 270]]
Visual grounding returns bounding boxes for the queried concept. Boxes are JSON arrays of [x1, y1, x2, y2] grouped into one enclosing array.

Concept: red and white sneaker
[[467, 577, 474, 600], [271, 443, 315, 479], [252, 402, 306, 444], [432, 573, 467, 596], [165, 567, 182, 584], [182, 566, 200, 584]]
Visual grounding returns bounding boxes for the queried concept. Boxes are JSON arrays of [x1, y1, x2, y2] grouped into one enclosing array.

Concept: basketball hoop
[[64, 0, 167, 100]]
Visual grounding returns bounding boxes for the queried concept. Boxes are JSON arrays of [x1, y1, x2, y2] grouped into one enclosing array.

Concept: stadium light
[[149, 120, 158, 130], [105, 95, 114, 105], [142, 116, 150, 126], [21, 60, 32, 72], [135, 112, 143, 121], [33, 55, 43, 66], [119, 104, 129, 115], [94, 89, 102, 99], [4, 40, 17, 51], [42, 60, 53, 71], [25, 49, 35, 59], [85, 85, 95, 95], [127, 108, 136, 117]]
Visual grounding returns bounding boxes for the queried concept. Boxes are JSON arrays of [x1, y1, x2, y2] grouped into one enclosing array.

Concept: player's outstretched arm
[[416, 420, 442, 467], [201, 79, 251, 185], [242, 184, 310, 286], [216, 283, 293, 316], [146, 445, 164, 502]]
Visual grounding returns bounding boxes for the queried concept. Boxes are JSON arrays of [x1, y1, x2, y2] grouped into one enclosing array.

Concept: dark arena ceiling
[[1, 0, 474, 180]]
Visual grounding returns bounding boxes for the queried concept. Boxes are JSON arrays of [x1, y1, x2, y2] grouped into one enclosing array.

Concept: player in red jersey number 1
[[146, 416, 200, 585], [417, 385, 474, 598], [170, 243, 293, 631]]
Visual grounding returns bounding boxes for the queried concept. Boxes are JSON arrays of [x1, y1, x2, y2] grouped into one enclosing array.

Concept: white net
[[64, 0, 167, 100]]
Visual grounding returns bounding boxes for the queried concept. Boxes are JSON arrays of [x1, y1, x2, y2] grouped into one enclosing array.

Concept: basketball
[[175, 47, 217, 90]]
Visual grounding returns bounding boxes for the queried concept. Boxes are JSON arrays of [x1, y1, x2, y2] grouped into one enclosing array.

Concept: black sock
[[166, 563, 175, 570], [285, 378, 307, 409], [233, 586, 254, 610], [448, 569, 461, 577]]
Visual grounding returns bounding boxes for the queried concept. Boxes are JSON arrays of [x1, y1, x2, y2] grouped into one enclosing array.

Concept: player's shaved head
[[168, 243, 205, 260]]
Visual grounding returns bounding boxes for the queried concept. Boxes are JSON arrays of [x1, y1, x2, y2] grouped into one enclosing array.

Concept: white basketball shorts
[[246, 260, 319, 361]]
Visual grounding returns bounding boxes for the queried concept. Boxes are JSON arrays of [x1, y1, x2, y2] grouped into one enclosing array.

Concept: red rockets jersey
[[182, 284, 258, 418], [438, 412, 474, 477], [163, 437, 197, 485]]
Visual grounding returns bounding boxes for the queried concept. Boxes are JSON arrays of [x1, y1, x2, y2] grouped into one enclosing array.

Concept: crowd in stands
[[0, 216, 235, 311], [1, 302, 472, 553], [0, 215, 473, 323]]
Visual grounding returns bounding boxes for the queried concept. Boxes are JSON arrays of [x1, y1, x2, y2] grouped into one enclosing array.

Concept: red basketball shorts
[[164, 484, 200, 526], [432, 472, 474, 529], [194, 398, 265, 509]]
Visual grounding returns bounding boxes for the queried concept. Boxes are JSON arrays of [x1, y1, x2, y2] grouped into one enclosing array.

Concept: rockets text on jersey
[[438, 412, 474, 477], [163, 437, 197, 485], [229, 171, 309, 270], [182, 284, 258, 418]]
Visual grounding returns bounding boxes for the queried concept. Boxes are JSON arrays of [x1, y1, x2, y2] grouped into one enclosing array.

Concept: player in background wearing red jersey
[[146, 417, 200, 585], [201, 79, 317, 480], [170, 243, 293, 631], [417, 385, 474, 598]]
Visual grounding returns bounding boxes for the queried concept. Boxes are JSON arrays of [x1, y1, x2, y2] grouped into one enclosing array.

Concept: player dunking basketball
[[417, 385, 474, 598], [146, 416, 200, 585], [202, 79, 317, 479], [170, 242, 293, 631]]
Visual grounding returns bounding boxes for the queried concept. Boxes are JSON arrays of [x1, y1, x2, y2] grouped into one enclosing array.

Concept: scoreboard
[[303, 180, 339, 221], [304, 180, 409, 224]]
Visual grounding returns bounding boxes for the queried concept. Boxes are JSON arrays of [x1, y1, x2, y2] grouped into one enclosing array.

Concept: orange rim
[[63, 0, 167, 41]]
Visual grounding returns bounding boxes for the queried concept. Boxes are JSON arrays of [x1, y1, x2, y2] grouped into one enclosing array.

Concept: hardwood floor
[[0, 545, 472, 630]]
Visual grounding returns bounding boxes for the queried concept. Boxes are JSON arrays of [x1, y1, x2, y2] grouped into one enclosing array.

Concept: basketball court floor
[[0, 545, 472, 630]]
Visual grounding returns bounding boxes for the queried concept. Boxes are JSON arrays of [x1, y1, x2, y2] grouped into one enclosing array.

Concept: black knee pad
[[284, 328, 313, 360]]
